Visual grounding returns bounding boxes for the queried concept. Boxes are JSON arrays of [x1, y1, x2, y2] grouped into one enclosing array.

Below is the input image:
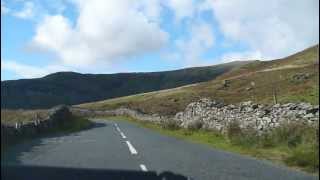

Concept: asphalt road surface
[[2, 119, 317, 180]]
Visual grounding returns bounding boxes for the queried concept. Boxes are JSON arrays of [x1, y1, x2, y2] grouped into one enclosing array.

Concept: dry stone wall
[[72, 98, 319, 135], [174, 98, 319, 133], [71, 107, 169, 124]]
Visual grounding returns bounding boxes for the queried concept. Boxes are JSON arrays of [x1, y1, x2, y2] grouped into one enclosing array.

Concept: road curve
[[2, 119, 317, 180]]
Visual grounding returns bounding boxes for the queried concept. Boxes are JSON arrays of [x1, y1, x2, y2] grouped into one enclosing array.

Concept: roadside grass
[[1, 109, 50, 125], [1, 111, 92, 153], [49, 115, 92, 133], [95, 115, 319, 174], [1, 109, 92, 133]]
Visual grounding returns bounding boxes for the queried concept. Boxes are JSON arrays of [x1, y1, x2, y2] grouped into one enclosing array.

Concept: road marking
[[126, 141, 138, 155], [140, 164, 148, 172], [114, 123, 119, 128], [116, 127, 121, 132], [120, 132, 127, 139]]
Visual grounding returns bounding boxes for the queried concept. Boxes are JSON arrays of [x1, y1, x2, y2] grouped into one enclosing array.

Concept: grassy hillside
[[77, 45, 319, 173], [78, 45, 319, 116], [1, 61, 248, 109]]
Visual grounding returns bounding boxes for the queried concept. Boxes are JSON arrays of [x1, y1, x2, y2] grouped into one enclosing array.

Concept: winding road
[[1, 119, 317, 180]]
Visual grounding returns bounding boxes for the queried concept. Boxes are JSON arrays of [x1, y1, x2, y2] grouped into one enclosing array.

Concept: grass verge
[[50, 115, 93, 133], [1, 115, 92, 153], [96, 115, 318, 175]]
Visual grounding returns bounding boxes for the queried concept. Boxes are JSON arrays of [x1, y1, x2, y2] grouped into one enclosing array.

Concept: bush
[[57, 115, 92, 132], [264, 122, 318, 149], [285, 143, 319, 172], [226, 121, 260, 147], [226, 119, 319, 172], [182, 130, 193, 136], [226, 120, 242, 140], [161, 120, 180, 130], [259, 133, 277, 148], [226, 120, 318, 151], [186, 120, 203, 131], [271, 122, 306, 147]]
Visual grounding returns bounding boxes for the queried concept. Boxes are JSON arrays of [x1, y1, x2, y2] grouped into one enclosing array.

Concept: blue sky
[[1, 0, 319, 80]]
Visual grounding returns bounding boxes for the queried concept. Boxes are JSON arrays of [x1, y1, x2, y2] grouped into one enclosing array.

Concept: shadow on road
[[2, 165, 191, 180], [1, 121, 107, 165], [87, 121, 107, 129]]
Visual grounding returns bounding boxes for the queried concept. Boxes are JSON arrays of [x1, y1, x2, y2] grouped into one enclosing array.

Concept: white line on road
[[126, 141, 138, 155], [120, 132, 127, 139], [114, 123, 119, 128], [140, 164, 148, 172]]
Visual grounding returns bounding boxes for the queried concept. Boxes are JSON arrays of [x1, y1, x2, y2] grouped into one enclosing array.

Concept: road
[[1, 119, 317, 180]]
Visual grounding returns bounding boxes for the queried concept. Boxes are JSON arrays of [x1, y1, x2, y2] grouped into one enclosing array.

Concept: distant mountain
[[1, 61, 249, 109]]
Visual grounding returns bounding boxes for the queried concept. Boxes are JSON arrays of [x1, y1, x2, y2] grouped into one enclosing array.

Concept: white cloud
[[167, 0, 195, 21], [204, 0, 319, 59], [1, 0, 10, 15], [175, 21, 215, 66], [219, 51, 263, 63], [134, 0, 163, 22], [13, 1, 35, 19], [2, 60, 70, 79], [31, 0, 169, 67]]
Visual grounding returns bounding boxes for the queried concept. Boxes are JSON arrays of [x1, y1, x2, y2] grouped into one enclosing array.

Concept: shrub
[[265, 122, 318, 148], [186, 120, 203, 131], [226, 120, 318, 152], [259, 132, 277, 148], [161, 120, 180, 130], [182, 130, 193, 136], [272, 122, 305, 147], [226, 121, 260, 147], [285, 142, 319, 172], [226, 120, 242, 140]]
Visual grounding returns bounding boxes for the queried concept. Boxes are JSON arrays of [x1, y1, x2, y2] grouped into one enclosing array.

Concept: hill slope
[[78, 45, 319, 116], [1, 61, 248, 109]]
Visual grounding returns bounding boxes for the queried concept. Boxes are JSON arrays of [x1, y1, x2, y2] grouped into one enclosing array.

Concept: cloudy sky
[[1, 0, 319, 80]]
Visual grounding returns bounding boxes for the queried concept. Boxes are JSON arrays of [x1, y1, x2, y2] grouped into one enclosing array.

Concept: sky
[[1, 0, 319, 80]]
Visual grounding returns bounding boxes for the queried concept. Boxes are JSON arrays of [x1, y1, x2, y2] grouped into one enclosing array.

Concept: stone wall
[[1, 105, 72, 146], [72, 98, 319, 134], [174, 98, 319, 133], [71, 107, 169, 124]]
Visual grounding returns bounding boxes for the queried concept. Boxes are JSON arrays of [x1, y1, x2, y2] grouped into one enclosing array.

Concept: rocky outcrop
[[174, 98, 319, 133]]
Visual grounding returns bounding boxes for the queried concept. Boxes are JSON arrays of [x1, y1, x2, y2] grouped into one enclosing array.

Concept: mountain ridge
[[77, 45, 319, 115], [1, 61, 249, 109]]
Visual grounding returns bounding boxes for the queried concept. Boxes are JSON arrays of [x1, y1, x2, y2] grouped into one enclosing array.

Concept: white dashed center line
[[126, 141, 138, 155], [114, 123, 127, 139], [114, 123, 148, 169], [140, 164, 148, 172], [120, 132, 127, 139]]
